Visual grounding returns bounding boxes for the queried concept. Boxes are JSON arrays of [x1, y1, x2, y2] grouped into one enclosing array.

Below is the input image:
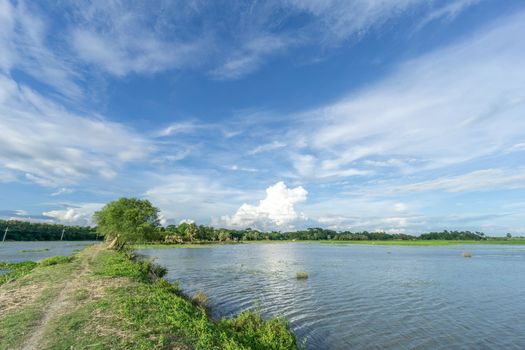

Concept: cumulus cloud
[[223, 181, 308, 230], [42, 203, 104, 226], [145, 174, 251, 223]]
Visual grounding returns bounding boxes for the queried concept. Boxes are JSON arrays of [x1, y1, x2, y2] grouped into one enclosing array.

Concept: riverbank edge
[[0, 244, 297, 350], [133, 239, 525, 249]]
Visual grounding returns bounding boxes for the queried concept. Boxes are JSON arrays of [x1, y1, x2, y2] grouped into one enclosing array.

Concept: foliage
[[94, 198, 162, 243], [0, 219, 97, 241]]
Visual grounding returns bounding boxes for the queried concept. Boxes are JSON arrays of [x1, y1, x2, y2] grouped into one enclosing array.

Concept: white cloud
[[145, 174, 251, 222], [0, 0, 81, 97], [212, 34, 295, 80], [290, 11, 525, 177], [249, 141, 287, 155], [418, 0, 480, 28], [0, 74, 151, 187], [223, 181, 308, 230], [390, 169, 525, 194], [51, 188, 73, 196], [43, 203, 104, 226], [68, 1, 208, 76]]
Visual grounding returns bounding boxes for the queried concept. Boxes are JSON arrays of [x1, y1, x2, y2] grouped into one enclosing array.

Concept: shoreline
[[133, 238, 525, 249], [0, 244, 297, 349]]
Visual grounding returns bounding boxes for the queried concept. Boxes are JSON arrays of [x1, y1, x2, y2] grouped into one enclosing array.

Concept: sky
[[1, 0, 525, 235]]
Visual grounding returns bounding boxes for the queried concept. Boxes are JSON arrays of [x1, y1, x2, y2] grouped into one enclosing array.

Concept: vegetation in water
[[296, 272, 309, 279], [0, 260, 38, 285], [463, 252, 473, 258], [18, 248, 50, 253]]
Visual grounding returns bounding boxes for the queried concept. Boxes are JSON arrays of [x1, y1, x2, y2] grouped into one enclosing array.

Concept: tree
[[93, 198, 160, 244], [507, 233, 512, 239]]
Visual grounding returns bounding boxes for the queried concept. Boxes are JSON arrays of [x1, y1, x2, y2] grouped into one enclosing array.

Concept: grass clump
[[39, 255, 73, 266], [0, 261, 38, 285], [296, 272, 309, 280], [463, 252, 472, 258]]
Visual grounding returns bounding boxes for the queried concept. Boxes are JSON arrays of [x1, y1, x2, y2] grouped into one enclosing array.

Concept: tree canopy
[[93, 198, 161, 243]]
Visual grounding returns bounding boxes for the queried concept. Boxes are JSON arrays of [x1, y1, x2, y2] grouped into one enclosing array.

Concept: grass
[[0, 260, 38, 285], [0, 245, 297, 349], [18, 248, 50, 253], [39, 255, 73, 266], [296, 272, 309, 280]]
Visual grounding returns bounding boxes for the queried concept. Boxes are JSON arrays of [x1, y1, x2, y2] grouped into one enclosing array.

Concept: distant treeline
[[0, 218, 506, 242], [0, 220, 98, 241], [157, 225, 490, 242]]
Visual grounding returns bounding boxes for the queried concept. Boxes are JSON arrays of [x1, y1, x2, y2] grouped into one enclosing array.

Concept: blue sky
[[1, 0, 525, 235]]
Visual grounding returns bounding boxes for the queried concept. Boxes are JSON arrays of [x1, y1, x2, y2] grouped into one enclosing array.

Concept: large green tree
[[93, 198, 161, 243]]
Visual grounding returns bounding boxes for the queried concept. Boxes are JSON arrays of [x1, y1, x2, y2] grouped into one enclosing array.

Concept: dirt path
[[19, 246, 101, 350]]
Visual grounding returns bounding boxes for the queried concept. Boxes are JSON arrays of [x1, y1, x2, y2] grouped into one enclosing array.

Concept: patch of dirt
[[0, 282, 44, 314]]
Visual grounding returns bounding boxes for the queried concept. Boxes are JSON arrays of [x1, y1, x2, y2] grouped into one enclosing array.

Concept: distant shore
[[133, 238, 525, 249]]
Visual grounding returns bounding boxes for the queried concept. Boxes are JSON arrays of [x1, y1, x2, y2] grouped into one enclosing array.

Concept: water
[[0, 241, 98, 263], [139, 243, 525, 349]]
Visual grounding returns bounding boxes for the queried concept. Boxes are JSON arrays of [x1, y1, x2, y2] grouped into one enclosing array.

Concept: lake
[[0, 241, 98, 263], [139, 243, 525, 349]]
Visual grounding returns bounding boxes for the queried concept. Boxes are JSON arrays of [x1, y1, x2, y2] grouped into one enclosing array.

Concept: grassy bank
[[0, 245, 297, 350]]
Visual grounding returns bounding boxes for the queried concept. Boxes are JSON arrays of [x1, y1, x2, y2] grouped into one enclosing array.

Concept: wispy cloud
[[289, 11, 525, 177], [389, 169, 525, 194], [0, 74, 152, 187], [249, 141, 287, 155], [0, 0, 81, 98]]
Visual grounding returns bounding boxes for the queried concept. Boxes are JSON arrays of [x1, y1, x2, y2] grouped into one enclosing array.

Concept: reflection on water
[[140, 243, 525, 349], [0, 241, 98, 263]]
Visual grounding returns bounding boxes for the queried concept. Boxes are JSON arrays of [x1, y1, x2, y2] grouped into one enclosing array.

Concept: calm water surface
[[139, 243, 525, 349], [0, 241, 98, 263]]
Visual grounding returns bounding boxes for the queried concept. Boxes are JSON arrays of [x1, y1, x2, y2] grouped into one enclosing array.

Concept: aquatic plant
[[463, 252, 472, 258], [192, 291, 209, 308], [296, 272, 309, 279]]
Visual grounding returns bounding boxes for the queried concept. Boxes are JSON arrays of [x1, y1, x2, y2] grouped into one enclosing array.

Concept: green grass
[[0, 288, 57, 350], [0, 261, 38, 285], [39, 255, 73, 266]]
